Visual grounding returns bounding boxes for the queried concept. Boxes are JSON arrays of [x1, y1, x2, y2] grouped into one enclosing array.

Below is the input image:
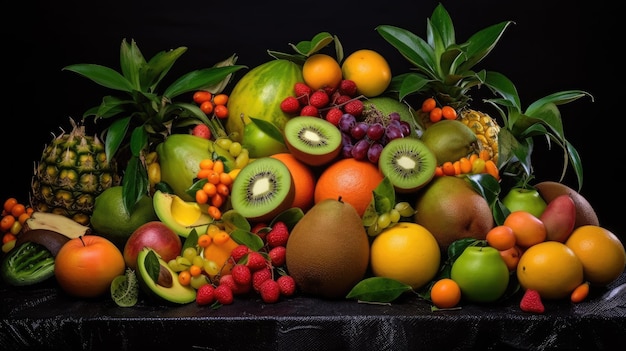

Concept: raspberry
[[343, 99, 364, 117], [277, 275, 296, 297], [300, 105, 319, 117], [231, 244, 251, 263], [259, 279, 281, 304], [191, 124, 211, 139], [294, 82, 312, 105], [324, 107, 343, 126], [280, 96, 301, 114], [195, 284, 215, 305], [219, 274, 250, 295], [520, 289, 545, 313], [338, 79, 358, 97], [231, 264, 252, 286], [309, 90, 330, 109], [266, 221, 289, 248], [214, 284, 234, 305], [246, 251, 267, 272], [268, 246, 286, 267], [251, 222, 269, 242], [252, 267, 272, 292]]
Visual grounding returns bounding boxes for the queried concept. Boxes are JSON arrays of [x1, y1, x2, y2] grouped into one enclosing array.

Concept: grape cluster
[[365, 201, 416, 237], [338, 111, 412, 164]]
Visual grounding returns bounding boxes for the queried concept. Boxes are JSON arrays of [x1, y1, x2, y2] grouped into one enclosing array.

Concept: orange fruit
[[314, 158, 384, 217], [565, 225, 626, 286], [370, 222, 441, 289], [499, 245, 523, 271], [517, 241, 584, 299], [486, 225, 516, 251], [270, 153, 316, 212], [430, 278, 462, 309], [302, 53, 343, 91], [503, 210, 546, 248], [341, 49, 392, 97]]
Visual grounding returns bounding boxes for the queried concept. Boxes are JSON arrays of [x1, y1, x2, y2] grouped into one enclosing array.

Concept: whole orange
[[270, 153, 316, 212], [341, 49, 392, 97], [54, 235, 126, 298], [565, 225, 626, 286], [503, 210, 546, 248], [314, 158, 384, 217], [302, 54, 343, 91]]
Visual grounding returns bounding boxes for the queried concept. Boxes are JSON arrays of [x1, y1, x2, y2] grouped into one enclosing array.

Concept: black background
[[4, 1, 622, 239]]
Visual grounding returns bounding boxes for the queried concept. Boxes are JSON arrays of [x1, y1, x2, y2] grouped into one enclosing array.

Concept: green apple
[[450, 245, 510, 303], [501, 187, 547, 218], [241, 118, 288, 158]]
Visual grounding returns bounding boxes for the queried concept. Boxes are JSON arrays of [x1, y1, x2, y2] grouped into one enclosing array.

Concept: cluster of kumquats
[[193, 91, 230, 120], [1, 198, 34, 253], [434, 149, 500, 181], [194, 158, 241, 221]]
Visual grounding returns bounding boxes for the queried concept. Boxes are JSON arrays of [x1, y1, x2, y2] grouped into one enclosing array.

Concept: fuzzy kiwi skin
[[378, 137, 437, 193]]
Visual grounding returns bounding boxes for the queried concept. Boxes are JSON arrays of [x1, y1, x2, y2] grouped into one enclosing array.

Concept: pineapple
[[30, 118, 121, 225], [459, 109, 500, 164]]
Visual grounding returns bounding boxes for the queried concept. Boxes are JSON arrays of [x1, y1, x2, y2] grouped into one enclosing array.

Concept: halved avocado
[[153, 190, 212, 238], [136, 247, 196, 305]]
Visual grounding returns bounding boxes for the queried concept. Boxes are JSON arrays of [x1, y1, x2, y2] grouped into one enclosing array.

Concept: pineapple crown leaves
[[376, 3, 514, 108], [63, 38, 246, 212]]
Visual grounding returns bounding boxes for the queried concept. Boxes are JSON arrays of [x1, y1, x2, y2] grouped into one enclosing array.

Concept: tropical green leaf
[[120, 38, 146, 89], [388, 73, 432, 100], [458, 21, 514, 73], [202, 54, 240, 94], [104, 117, 131, 163], [122, 155, 148, 212], [376, 25, 438, 75], [428, 3, 455, 50], [163, 65, 246, 99], [291, 32, 334, 56], [346, 277, 412, 303], [526, 90, 593, 116], [129, 126, 149, 157], [92, 96, 132, 119], [141, 46, 187, 92], [484, 71, 521, 110], [63, 63, 135, 92]]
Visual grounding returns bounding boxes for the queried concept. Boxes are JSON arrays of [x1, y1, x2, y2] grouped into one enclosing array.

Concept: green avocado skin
[[136, 248, 196, 305]]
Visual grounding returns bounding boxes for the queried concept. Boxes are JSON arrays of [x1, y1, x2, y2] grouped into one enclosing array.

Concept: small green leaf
[[163, 65, 246, 99], [346, 277, 412, 303], [144, 250, 160, 284], [221, 210, 252, 232], [182, 230, 199, 253], [249, 117, 286, 144], [230, 228, 264, 251], [269, 208, 304, 231], [290, 32, 334, 56]]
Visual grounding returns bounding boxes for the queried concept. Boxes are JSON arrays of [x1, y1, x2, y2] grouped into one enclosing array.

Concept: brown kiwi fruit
[[230, 157, 295, 223], [283, 116, 342, 166], [534, 181, 599, 229], [378, 137, 437, 193]]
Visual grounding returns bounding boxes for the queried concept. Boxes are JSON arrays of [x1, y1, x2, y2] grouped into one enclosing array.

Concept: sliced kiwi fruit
[[283, 116, 342, 166], [230, 157, 295, 223], [378, 137, 437, 193]]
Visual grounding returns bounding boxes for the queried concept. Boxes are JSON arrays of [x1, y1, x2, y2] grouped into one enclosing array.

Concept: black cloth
[[1, 272, 624, 350]]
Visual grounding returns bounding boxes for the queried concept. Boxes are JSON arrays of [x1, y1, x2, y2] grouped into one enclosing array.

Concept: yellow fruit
[[370, 222, 441, 289], [517, 241, 584, 299], [565, 225, 626, 286], [341, 49, 392, 97]]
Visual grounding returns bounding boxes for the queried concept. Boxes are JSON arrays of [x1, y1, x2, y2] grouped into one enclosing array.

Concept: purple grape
[[366, 122, 385, 141], [389, 112, 401, 122], [342, 144, 353, 158], [399, 121, 411, 136], [385, 124, 403, 140], [351, 139, 370, 160], [367, 142, 384, 164], [338, 113, 356, 133], [351, 122, 369, 140]]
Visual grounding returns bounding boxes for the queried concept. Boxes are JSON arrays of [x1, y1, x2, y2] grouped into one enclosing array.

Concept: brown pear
[[534, 181, 599, 229], [414, 176, 494, 251], [285, 197, 370, 299]]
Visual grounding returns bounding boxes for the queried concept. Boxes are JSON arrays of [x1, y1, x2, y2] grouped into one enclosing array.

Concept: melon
[[225, 59, 304, 142]]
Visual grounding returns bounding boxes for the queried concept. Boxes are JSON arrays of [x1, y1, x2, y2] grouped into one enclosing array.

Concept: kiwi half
[[378, 137, 437, 193], [230, 157, 295, 223], [283, 116, 342, 166]]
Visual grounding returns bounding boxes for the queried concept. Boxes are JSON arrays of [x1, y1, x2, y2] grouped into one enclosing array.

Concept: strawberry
[[324, 107, 344, 126], [259, 279, 281, 304], [266, 221, 289, 248], [277, 275, 296, 297], [191, 124, 211, 139], [343, 99, 364, 117], [251, 222, 269, 242], [252, 267, 272, 292], [334, 94, 352, 106], [520, 289, 545, 313], [280, 96, 301, 114], [268, 246, 286, 267], [246, 251, 267, 272], [219, 274, 250, 295], [214, 284, 234, 305], [309, 90, 330, 109], [294, 82, 312, 105], [231, 244, 251, 263], [231, 264, 252, 287], [338, 79, 358, 97], [195, 284, 215, 305], [300, 105, 319, 117]]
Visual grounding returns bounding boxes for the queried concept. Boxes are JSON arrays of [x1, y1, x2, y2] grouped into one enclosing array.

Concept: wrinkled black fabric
[[1, 272, 624, 350]]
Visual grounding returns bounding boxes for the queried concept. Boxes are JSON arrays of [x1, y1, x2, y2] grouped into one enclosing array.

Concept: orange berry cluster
[[195, 159, 233, 220], [193, 91, 229, 119], [1, 197, 34, 252], [421, 97, 457, 123], [434, 149, 500, 181]]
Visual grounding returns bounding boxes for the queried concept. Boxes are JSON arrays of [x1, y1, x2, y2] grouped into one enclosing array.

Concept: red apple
[[123, 221, 182, 270], [54, 235, 126, 298]]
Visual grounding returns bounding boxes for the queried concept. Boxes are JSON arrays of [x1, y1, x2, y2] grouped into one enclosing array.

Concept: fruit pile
[[1, 4, 624, 315]]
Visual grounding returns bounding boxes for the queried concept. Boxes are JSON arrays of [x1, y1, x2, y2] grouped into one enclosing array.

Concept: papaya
[[225, 59, 304, 142]]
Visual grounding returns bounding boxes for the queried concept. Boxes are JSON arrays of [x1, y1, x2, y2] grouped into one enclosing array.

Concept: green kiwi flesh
[[283, 116, 342, 166], [230, 157, 295, 222], [378, 137, 436, 193]]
